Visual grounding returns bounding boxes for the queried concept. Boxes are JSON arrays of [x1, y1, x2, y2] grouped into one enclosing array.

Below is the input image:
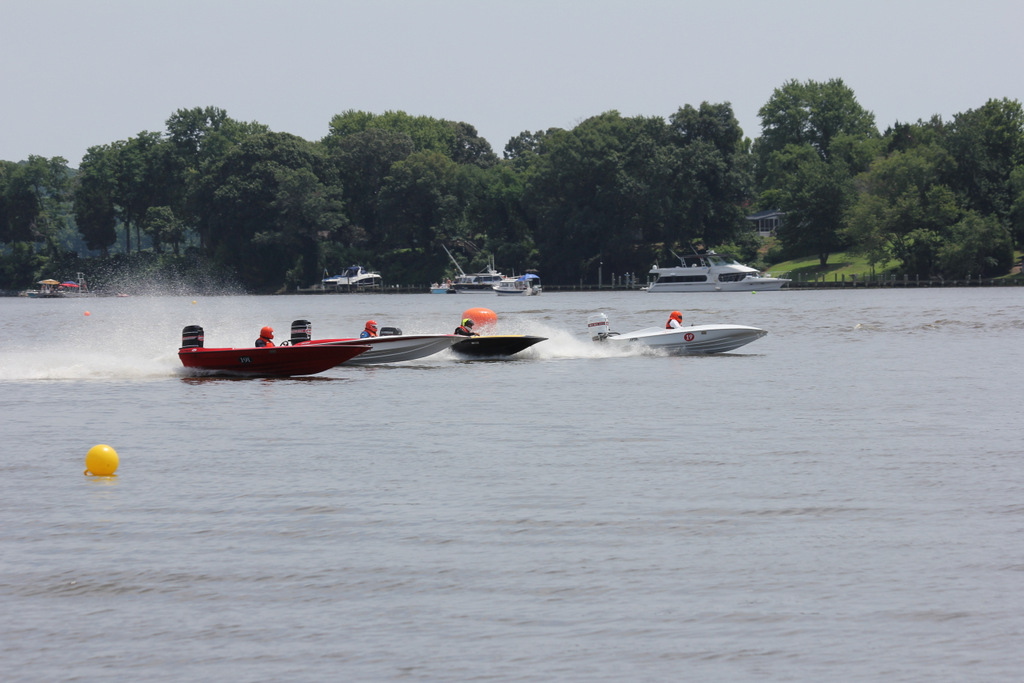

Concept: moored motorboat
[[492, 273, 542, 296], [320, 265, 382, 291], [587, 313, 766, 354], [646, 250, 789, 292], [440, 244, 507, 293], [430, 281, 457, 294], [450, 335, 547, 357], [177, 325, 369, 376], [451, 267, 505, 293], [286, 320, 463, 365]]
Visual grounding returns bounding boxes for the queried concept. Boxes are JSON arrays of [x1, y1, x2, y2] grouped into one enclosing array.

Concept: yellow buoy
[[85, 444, 119, 476]]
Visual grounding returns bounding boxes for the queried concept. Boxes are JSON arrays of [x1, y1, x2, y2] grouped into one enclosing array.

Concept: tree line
[[2, 78, 1022, 293]]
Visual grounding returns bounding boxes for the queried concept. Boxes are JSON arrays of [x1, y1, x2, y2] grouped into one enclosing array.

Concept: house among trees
[[746, 209, 784, 237]]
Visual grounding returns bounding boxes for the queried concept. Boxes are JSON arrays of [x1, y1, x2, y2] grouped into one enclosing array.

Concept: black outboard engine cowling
[[379, 326, 402, 336], [181, 325, 204, 348], [290, 319, 312, 344]]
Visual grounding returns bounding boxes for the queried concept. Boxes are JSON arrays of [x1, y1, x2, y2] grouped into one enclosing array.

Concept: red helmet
[[670, 311, 683, 321], [260, 326, 274, 339], [366, 320, 378, 330]]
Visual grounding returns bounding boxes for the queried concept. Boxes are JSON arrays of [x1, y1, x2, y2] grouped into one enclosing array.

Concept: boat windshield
[[704, 253, 740, 266]]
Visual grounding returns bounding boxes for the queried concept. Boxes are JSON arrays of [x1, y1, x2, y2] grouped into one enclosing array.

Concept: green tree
[[0, 241, 44, 290], [936, 211, 1014, 278], [756, 79, 878, 265], [503, 128, 559, 167], [108, 131, 176, 254], [1009, 165, 1024, 247], [0, 155, 70, 244], [325, 110, 496, 167], [200, 132, 343, 290], [756, 78, 878, 169], [523, 112, 634, 281], [165, 107, 269, 250], [844, 135, 960, 276], [463, 162, 536, 272], [328, 128, 415, 244], [762, 144, 853, 266], [141, 205, 185, 255], [449, 121, 498, 168], [665, 102, 753, 247], [519, 106, 751, 281], [943, 98, 1024, 221], [73, 145, 119, 254], [377, 150, 462, 251]]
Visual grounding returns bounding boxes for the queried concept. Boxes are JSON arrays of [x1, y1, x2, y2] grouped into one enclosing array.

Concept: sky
[[2, 0, 1021, 167]]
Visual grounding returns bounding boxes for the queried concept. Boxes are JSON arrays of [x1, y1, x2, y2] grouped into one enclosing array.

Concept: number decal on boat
[[684, 332, 695, 342]]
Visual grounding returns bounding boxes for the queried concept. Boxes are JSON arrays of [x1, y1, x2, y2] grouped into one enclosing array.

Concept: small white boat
[[587, 313, 766, 354], [493, 273, 542, 296], [321, 265, 382, 291], [430, 281, 457, 294], [646, 250, 789, 292]]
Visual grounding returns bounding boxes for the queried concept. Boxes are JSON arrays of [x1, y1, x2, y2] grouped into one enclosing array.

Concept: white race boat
[[587, 313, 766, 354], [286, 320, 461, 364], [493, 273, 542, 296], [646, 250, 789, 292], [323, 334, 464, 364]]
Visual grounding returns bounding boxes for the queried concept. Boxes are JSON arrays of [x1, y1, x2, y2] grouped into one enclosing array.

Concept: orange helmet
[[365, 320, 378, 331], [670, 311, 683, 321], [260, 326, 274, 339]]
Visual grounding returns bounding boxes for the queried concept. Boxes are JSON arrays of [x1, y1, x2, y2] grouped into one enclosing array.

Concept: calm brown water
[[1, 289, 1022, 681]]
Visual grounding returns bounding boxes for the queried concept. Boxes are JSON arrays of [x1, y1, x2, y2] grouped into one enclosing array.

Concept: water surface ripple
[[1, 289, 1022, 681]]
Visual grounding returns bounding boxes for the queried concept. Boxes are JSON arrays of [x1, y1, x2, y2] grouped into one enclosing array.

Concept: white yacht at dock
[[646, 250, 789, 292]]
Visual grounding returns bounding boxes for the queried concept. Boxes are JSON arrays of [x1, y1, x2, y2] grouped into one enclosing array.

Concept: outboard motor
[[587, 313, 610, 341], [181, 325, 204, 348], [290, 319, 312, 344], [379, 326, 402, 336]]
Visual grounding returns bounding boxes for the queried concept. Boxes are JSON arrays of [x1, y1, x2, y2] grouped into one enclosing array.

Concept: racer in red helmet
[[256, 326, 275, 347]]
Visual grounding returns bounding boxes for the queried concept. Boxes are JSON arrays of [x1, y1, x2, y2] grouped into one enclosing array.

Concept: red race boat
[[177, 325, 369, 377]]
